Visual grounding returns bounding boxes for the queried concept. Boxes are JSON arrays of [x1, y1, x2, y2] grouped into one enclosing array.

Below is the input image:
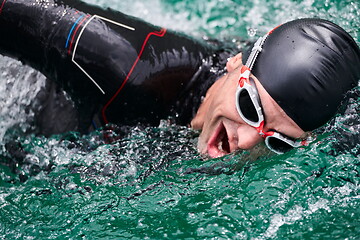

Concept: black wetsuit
[[0, 0, 234, 134]]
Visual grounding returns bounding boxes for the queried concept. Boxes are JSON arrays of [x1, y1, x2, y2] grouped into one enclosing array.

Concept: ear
[[226, 53, 243, 72]]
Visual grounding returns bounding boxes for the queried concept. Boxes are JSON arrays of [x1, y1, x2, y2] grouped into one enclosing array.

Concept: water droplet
[[247, 28, 257, 37]]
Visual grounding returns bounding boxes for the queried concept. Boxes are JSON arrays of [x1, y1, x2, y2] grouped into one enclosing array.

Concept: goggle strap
[[255, 121, 265, 137], [245, 34, 269, 70], [301, 139, 308, 146]]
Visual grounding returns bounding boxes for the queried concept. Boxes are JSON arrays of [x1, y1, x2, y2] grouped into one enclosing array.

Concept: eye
[[266, 128, 276, 134]]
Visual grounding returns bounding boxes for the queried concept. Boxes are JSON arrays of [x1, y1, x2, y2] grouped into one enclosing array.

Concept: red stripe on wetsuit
[[101, 28, 167, 124], [0, 0, 7, 15]]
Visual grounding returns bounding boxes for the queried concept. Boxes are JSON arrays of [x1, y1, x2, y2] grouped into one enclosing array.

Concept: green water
[[0, 0, 359, 239]]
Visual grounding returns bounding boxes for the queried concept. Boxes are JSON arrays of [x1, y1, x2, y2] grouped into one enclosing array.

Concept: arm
[[0, 0, 214, 128]]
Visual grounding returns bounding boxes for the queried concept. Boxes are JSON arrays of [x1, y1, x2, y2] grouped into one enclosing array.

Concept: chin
[[196, 135, 208, 155]]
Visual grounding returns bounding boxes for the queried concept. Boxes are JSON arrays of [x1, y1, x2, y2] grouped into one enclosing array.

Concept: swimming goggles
[[235, 33, 309, 154]]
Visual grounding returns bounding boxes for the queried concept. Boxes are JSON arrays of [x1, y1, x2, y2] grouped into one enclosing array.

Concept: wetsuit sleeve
[[0, 0, 215, 129]]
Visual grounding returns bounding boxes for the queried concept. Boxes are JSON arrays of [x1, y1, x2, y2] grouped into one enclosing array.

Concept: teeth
[[218, 140, 223, 151]]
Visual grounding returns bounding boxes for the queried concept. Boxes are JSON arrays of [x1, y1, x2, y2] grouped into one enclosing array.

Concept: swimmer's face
[[191, 53, 305, 158]]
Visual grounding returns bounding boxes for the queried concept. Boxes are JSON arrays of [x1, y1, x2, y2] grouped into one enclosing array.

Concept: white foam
[[256, 199, 330, 239], [0, 56, 46, 142]]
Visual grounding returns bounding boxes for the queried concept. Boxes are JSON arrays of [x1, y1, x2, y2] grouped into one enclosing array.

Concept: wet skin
[[191, 53, 305, 158]]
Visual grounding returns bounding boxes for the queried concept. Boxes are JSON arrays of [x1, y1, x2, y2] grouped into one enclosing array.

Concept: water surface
[[0, 0, 359, 239]]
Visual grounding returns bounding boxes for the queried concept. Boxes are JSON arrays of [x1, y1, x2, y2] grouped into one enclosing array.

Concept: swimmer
[[0, 0, 227, 134], [0, 0, 359, 158]]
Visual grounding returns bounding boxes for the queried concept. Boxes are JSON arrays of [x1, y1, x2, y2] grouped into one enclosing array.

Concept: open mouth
[[207, 122, 231, 158]]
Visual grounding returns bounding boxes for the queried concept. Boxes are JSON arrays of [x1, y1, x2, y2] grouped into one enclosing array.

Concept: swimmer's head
[[251, 18, 360, 131], [192, 18, 360, 157]]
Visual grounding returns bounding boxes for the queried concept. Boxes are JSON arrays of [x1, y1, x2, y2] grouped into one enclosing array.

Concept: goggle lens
[[238, 89, 259, 123], [266, 136, 295, 153]]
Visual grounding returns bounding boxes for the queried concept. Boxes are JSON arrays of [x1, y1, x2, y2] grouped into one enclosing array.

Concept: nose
[[236, 125, 263, 150]]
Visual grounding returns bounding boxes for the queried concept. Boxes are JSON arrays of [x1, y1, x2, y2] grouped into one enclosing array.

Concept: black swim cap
[[252, 18, 360, 131]]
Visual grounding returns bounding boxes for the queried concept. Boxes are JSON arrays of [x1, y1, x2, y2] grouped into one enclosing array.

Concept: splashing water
[[0, 0, 359, 239], [0, 56, 46, 141]]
